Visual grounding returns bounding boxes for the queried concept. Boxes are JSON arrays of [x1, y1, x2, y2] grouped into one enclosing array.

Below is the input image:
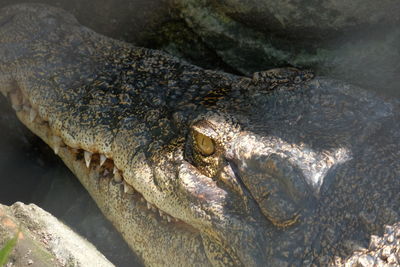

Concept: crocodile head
[[1, 4, 399, 266]]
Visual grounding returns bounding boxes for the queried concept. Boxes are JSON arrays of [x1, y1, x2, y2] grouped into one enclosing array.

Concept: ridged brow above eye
[[193, 131, 215, 156]]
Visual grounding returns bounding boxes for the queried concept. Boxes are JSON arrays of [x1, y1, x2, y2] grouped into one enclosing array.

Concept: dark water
[[0, 95, 142, 267]]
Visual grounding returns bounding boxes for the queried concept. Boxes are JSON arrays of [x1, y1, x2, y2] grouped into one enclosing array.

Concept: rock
[[0, 0, 230, 72], [174, 0, 399, 38], [0, 202, 114, 267], [334, 222, 400, 266], [0, 0, 171, 45], [2, 0, 398, 95], [171, 0, 400, 95]]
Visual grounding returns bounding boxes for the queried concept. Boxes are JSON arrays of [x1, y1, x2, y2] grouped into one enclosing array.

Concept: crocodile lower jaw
[[2, 88, 183, 225]]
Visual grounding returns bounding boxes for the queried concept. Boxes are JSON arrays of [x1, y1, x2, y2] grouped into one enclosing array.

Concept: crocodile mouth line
[[2, 87, 183, 225]]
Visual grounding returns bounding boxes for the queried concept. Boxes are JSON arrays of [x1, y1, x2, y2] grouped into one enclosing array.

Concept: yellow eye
[[194, 132, 215, 156]]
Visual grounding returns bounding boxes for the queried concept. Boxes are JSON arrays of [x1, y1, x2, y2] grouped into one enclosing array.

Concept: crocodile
[[1, 4, 400, 266]]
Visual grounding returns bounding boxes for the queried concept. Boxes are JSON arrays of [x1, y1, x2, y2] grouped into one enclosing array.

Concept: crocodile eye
[[194, 132, 215, 156]]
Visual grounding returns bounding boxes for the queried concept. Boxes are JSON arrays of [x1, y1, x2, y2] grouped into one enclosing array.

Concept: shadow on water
[[0, 95, 143, 266]]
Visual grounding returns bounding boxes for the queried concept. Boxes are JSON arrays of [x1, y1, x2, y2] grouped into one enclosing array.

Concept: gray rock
[[0, 0, 171, 44], [171, 0, 400, 95], [0, 202, 114, 267], [334, 222, 400, 266], [2, 0, 398, 95]]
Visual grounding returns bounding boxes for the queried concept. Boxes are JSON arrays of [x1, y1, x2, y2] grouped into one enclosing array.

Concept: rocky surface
[[0, 0, 229, 72], [0, 202, 114, 267], [334, 223, 400, 266], [172, 0, 400, 95], [0, 0, 171, 45], [1, 0, 399, 95]]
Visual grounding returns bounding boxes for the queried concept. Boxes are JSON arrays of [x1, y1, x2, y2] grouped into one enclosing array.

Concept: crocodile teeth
[[159, 210, 164, 217], [113, 167, 123, 182], [147, 202, 152, 210], [29, 108, 37, 122], [84, 151, 92, 168], [99, 154, 107, 166], [52, 136, 63, 155], [12, 104, 22, 112], [123, 182, 135, 194], [23, 105, 30, 112], [53, 145, 59, 155], [166, 216, 172, 223], [10, 92, 22, 111]]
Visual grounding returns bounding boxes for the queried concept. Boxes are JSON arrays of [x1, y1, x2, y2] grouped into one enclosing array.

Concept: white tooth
[[124, 182, 135, 194], [52, 136, 63, 155], [29, 108, 37, 122], [10, 93, 22, 110], [99, 154, 107, 166], [12, 104, 22, 112], [147, 202, 151, 210], [113, 167, 122, 182], [159, 210, 164, 217], [167, 216, 171, 223], [23, 105, 30, 112], [84, 151, 92, 168], [140, 197, 145, 202]]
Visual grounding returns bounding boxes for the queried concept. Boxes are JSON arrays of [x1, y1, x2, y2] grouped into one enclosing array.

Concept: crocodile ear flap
[[233, 153, 315, 228], [255, 180, 301, 227]]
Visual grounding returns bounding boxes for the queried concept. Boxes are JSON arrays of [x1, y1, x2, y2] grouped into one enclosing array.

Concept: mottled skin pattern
[[1, 4, 400, 266]]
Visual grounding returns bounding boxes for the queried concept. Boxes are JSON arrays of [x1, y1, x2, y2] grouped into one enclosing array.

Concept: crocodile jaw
[[8, 90, 270, 266], [6, 88, 262, 266], [10, 104, 212, 266]]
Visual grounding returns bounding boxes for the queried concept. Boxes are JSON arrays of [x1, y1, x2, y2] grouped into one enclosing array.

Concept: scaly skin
[[1, 4, 399, 266]]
